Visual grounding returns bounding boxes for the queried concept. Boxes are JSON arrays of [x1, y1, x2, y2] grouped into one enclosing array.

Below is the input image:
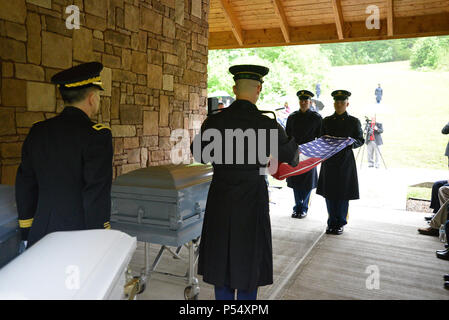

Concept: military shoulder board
[[92, 123, 111, 131]]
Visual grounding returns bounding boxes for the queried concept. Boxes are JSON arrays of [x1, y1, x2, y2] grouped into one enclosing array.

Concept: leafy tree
[[320, 39, 417, 66], [410, 37, 440, 69], [207, 45, 331, 107]]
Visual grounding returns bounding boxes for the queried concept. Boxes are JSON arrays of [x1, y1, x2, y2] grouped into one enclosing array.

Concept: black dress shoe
[[445, 282, 449, 290], [436, 249, 449, 261], [334, 227, 344, 235], [298, 211, 308, 219], [443, 274, 449, 281], [326, 227, 333, 234], [436, 248, 449, 254], [291, 212, 299, 218]]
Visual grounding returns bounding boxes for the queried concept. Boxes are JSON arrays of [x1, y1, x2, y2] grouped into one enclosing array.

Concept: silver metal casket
[[0, 185, 20, 269], [111, 164, 212, 247], [110, 164, 213, 300]]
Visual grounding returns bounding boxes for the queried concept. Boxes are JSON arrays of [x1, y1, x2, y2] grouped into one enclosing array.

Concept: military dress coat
[[192, 99, 298, 291], [316, 112, 364, 200], [15, 106, 113, 247], [285, 109, 322, 190]]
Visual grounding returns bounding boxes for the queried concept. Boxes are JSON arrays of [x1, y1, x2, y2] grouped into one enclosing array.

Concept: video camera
[[364, 116, 374, 137], [364, 116, 372, 125]]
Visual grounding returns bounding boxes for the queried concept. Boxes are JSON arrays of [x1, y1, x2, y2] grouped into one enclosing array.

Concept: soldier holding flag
[[192, 65, 298, 300], [316, 90, 364, 235], [286, 90, 322, 219]]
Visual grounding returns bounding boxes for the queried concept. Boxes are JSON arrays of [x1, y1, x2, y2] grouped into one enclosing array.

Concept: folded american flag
[[271, 136, 355, 180]]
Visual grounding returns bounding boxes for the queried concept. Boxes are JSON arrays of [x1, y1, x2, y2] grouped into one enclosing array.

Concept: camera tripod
[[356, 122, 387, 169]]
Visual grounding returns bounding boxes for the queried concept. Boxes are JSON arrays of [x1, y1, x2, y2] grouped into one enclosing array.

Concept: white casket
[[0, 229, 137, 300]]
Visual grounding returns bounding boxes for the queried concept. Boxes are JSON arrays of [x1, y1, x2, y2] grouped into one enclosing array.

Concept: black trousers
[[431, 180, 449, 213], [325, 199, 349, 228]]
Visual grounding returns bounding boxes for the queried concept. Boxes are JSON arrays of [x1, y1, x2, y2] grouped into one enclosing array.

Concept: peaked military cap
[[229, 64, 269, 83], [51, 62, 104, 91], [331, 90, 351, 101], [296, 90, 314, 100]]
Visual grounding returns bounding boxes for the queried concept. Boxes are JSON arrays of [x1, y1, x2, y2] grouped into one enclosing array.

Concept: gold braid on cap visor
[[60, 76, 103, 88]]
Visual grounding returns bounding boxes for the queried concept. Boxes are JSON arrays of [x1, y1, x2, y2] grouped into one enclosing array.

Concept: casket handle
[[194, 202, 202, 219], [137, 207, 145, 224]]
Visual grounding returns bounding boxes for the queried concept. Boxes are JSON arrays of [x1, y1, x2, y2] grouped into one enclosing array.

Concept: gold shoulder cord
[[92, 124, 111, 131]]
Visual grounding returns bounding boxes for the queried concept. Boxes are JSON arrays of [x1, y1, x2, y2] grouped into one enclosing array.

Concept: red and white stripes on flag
[[271, 136, 355, 180]]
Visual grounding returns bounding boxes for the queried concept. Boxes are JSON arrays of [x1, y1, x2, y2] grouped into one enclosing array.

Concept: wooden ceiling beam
[[272, 0, 290, 43], [387, 0, 395, 37], [332, 0, 345, 40], [209, 12, 449, 50], [218, 0, 244, 46]]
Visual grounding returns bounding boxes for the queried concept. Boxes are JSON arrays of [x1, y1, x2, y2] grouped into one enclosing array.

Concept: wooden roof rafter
[[387, 0, 395, 36], [208, 0, 449, 50], [332, 0, 345, 40], [272, 0, 290, 43], [218, 0, 244, 46]]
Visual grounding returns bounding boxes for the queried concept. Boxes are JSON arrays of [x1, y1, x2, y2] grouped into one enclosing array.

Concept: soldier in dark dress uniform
[[192, 65, 299, 300], [286, 90, 322, 219], [16, 62, 113, 248], [316, 90, 364, 235]]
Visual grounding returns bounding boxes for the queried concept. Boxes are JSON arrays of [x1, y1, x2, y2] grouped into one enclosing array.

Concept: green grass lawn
[[314, 61, 449, 170], [407, 187, 432, 200]]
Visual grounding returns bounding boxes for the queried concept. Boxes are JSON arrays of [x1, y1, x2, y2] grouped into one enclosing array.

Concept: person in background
[[418, 186, 449, 236], [443, 122, 449, 168], [428, 179, 449, 221], [284, 101, 291, 115], [286, 90, 322, 219], [316, 90, 364, 235], [375, 84, 383, 104], [424, 124, 449, 221], [365, 117, 384, 168], [315, 83, 321, 99]]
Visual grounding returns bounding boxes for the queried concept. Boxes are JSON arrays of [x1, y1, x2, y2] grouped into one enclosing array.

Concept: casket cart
[[110, 164, 212, 300], [0, 185, 21, 269]]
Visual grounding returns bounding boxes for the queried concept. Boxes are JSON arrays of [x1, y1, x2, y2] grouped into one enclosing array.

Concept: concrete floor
[[129, 166, 449, 300]]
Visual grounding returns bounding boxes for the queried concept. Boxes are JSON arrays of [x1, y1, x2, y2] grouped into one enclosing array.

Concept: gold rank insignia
[[92, 124, 111, 131]]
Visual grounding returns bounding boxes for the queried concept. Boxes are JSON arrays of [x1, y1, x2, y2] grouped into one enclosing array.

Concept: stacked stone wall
[[0, 0, 209, 184]]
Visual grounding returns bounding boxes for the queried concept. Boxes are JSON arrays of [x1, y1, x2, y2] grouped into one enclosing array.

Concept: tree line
[[208, 36, 449, 105]]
